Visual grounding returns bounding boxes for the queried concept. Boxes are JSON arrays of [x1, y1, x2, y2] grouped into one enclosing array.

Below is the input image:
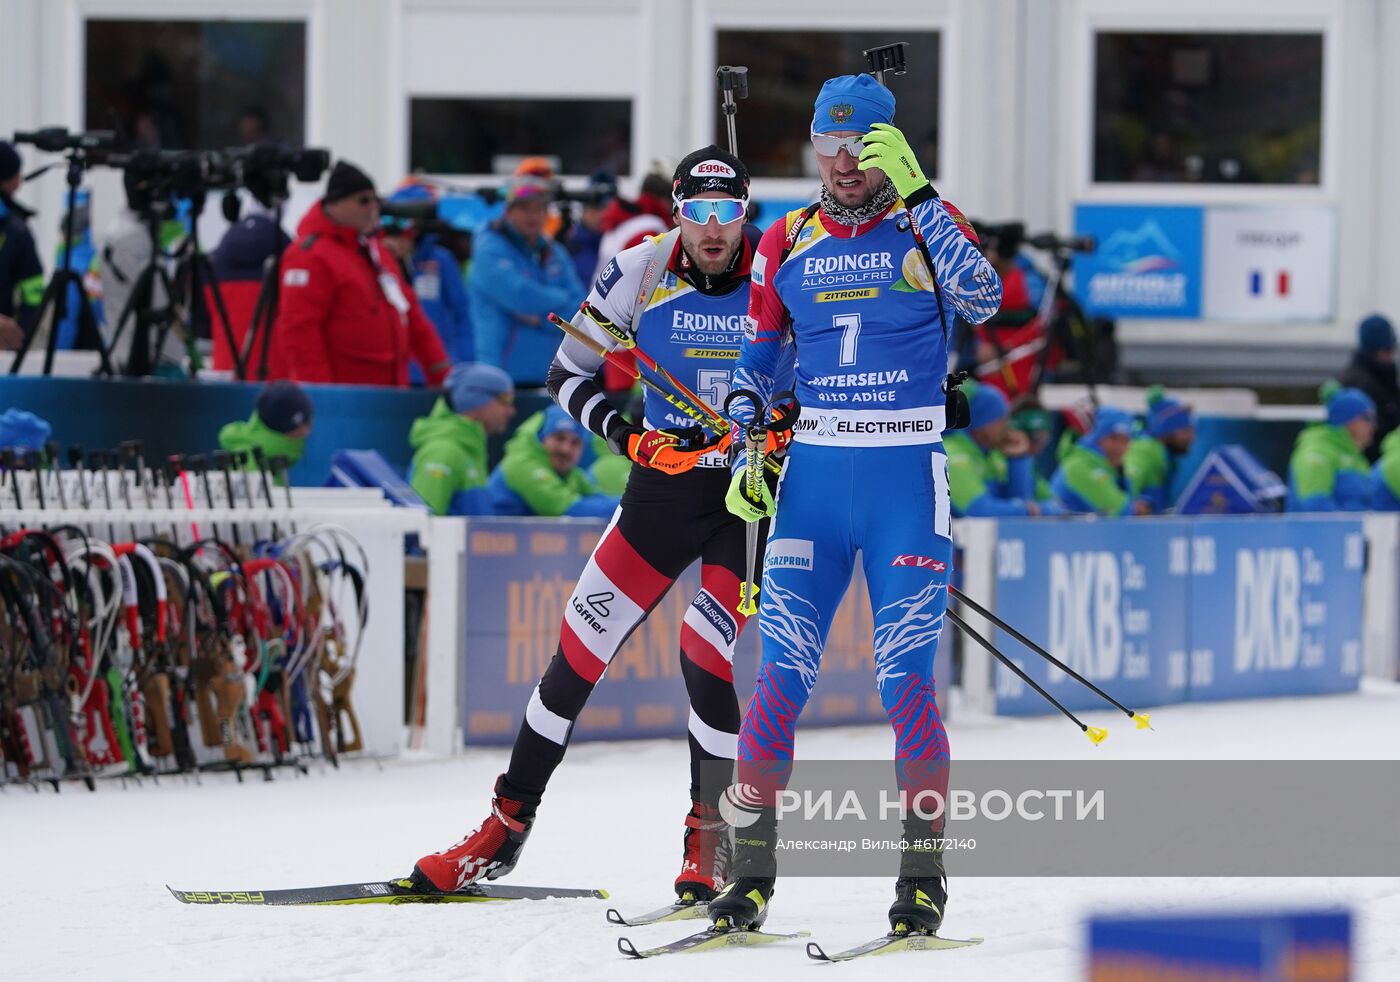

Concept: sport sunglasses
[[810, 131, 866, 158], [674, 197, 748, 225]]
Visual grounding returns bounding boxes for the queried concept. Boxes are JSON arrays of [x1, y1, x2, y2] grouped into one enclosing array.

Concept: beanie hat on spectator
[[812, 74, 896, 135], [1358, 313, 1396, 354], [504, 175, 553, 207], [324, 160, 375, 203], [538, 405, 586, 441], [1145, 385, 1193, 438], [446, 362, 513, 413], [0, 141, 20, 183], [965, 380, 1010, 431], [0, 408, 52, 449], [255, 381, 314, 434], [1086, 406, 1134, 446], [1321, 381, 1376, 427], [672, 146, 749, 202]]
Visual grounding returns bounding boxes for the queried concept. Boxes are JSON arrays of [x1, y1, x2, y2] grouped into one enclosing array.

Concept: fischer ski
[[167, 879, 607, 907], [606, 895, 709, 926], [618, 926, 810, 959], [806, 932, 984, 962]]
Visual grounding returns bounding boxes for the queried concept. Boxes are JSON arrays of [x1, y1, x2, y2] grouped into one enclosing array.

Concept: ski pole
[[0, 449, 22, 510], [24, 449, 46, 511], [250, 448, 281, 541], [44, 441, 67, 510], [89, 451, 119, 542], [269, 455, 297, 536], [67, 446, 90, 510], [187, 454, 220, 542], [230, 451, 263, 542], [169, 455, 201, 541], [119, 441, 153, 539], [950, 585, 1151, 730], [716, 65, 749, 157], [211, 451, 243, 550], [110, 446, 140, 541], [153, 457, 181, 542], [946, 605, 1107, 745]]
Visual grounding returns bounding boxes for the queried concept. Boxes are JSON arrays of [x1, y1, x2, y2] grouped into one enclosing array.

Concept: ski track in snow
[[4, 682, 1399, 981]]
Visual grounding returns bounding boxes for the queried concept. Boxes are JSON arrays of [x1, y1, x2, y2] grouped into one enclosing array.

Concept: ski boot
[[410, 774, 540, 892], [708, 806, 777, 930], [674, 801, 730, 903], [888, 819, 947, 935]]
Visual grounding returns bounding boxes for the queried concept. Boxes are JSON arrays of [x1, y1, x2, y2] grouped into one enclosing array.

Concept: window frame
[[75, 0, 319, 148], [692, 2, 957, 206], [1073, 0, 1341, 204]]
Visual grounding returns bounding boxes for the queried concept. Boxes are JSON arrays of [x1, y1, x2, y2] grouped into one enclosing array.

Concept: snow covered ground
[[6, 681, 1400, 982]]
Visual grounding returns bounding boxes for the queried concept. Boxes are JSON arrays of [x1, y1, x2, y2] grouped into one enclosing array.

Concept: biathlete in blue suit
[[708, 74, 1002, 936]]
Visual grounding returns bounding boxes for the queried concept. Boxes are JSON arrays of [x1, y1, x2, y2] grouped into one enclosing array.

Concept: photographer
[[468, 175, 584, 387], [277, 160, 450, 387], [0, 141, 44, 349]]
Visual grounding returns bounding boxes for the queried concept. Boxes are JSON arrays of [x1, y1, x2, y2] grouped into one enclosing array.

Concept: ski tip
[[806, 941, 830, 961], [166, 885, 188, 904], [606, 907, 627, 925], [617, 936, 642, 959], [595, 888, 610, 900]]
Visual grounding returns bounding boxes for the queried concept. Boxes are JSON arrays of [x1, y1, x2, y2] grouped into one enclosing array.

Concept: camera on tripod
[[12, 127, 117, 156]]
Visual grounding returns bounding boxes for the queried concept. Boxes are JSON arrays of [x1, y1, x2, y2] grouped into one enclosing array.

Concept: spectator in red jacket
[[277, 160, 450, 387]]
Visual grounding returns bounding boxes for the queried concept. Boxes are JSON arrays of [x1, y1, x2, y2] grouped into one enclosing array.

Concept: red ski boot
[[674, 801, 731, 902], [411, 775, 540, 892]]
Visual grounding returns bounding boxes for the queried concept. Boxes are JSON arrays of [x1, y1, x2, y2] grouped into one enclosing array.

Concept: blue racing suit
[[731, 189, 1001, 767]]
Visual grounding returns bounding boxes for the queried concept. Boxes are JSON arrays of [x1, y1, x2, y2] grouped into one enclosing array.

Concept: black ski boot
[[708, 806, 777, 930], [888, 818, 947, 934]]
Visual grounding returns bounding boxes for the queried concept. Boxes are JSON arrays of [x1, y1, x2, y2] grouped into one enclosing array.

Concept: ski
[[806, 932, 984, 962], [618, 925, 810, 959], [167, 879, 608, 907], [606, 897, 709, 926]]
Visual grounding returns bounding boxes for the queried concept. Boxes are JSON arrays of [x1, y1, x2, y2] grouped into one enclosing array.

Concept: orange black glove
[[613, 425, 725, 476]]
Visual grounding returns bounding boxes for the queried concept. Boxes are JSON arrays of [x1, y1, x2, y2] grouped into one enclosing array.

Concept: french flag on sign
[[1249, 269, 1290, 297]]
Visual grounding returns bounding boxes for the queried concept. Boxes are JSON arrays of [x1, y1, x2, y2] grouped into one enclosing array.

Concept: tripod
[[238, 197, 288, 381], [7, 149, 115, 376], [102, 204, 181, 377], [168, 188, 239, 379]]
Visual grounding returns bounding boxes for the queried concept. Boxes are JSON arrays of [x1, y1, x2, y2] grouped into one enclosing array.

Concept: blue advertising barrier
[[1073, 204, 1204, 318], [459, 518, 953, 746], [0, 376, 554, 486], [1184, 517, 1365, 701], [1088, 910, 1351, 982], [992, 518, 1191, 716], [992, 515, 1364, 715]]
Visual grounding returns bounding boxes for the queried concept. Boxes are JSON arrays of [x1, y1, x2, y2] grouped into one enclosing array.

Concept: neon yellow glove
[[857, 123, 928, 199], [726, 466, 775, 522]]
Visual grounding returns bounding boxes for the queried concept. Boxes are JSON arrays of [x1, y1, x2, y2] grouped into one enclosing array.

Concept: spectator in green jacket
[[408, 362, 516, 515], [945, 381, 1056, 517], [487, 405, 619, 518], [1373, 428, 1400, 510], [1286, 382, 1375, 511], [1125, 386, 1195, 514], [219, 381, 314, 470], [1050, 406, 1148, 516]]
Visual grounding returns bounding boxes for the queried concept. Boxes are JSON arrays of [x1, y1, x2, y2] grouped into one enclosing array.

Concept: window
[[85, 20, 307, 149], [409, 99, 632, 176], [1093, 32, 1323, 185], [715, 30, 941, 179]]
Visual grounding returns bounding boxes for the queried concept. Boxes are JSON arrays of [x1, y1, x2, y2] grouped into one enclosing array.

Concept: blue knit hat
[[538, 405, 586, 441], [255, 380, 314, 434], [1358, 314, 1396, 354], [1086, 406, 1135, 446], [1145, 385, 1193, 438], [0, 408, 51, 449], [1321, 382, 1375, 427], [812, 75, 896, 135], [446, 362, 513, 412], [966, 381, 1010, 431]]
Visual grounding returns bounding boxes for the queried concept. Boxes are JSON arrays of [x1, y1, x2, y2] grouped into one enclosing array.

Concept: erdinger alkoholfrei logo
[[718, 782, 766, 828], [829, 102, 855, 124]]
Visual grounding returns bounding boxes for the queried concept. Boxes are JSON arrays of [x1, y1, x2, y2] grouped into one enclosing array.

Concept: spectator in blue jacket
[[562, 170, 615, 285], [469, 176, 585, 387], [384, 184, 473, 378]]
